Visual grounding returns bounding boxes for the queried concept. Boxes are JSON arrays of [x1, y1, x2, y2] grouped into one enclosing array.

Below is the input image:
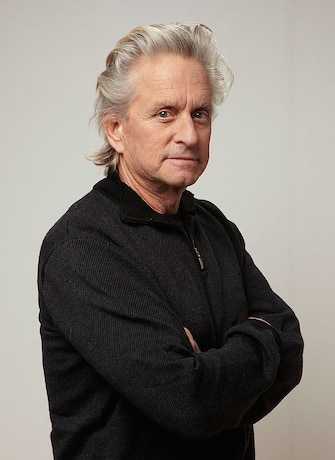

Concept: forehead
[[132, 53, 212, 102]]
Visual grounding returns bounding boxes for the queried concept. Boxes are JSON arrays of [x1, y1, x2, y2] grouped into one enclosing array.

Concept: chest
[[123, 222, 248, 349]]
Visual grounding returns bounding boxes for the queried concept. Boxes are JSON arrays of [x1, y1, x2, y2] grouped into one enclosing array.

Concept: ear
[[103, 117, 124, 153]]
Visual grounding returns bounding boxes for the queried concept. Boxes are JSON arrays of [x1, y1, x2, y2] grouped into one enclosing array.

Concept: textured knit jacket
[[38, 169, 303, 459]]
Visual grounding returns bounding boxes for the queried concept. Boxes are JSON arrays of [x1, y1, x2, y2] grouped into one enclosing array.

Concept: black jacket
[[38, 170, 303, 459]]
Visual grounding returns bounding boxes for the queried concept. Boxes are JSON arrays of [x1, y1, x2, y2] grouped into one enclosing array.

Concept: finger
[[184, 327, 201, 353]]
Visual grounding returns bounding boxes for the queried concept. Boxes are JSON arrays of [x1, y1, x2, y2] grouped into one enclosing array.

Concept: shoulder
[[195, 199, 243, 241], [194, 198, 245, 268], [39, 186, 120, 263]]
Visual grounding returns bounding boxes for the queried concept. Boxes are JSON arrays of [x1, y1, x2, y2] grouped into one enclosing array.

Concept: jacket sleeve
[[40, 232, 303, 439], [225, 220, 304, 425]]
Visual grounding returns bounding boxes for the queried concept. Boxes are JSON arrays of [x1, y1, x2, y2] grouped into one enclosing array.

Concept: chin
[[178, 171, 203, 187], [170, 177, 199, 190], [160, 167, 205, 190]]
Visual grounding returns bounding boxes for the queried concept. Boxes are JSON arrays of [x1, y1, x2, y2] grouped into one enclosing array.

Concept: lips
[[167, 156, 198, 162]]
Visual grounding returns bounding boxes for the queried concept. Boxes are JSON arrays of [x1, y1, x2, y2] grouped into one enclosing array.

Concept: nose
[[174, 114, 199, 146]]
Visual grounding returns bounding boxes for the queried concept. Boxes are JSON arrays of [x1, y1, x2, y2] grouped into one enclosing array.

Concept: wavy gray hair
[[90, 22, 234, 173]]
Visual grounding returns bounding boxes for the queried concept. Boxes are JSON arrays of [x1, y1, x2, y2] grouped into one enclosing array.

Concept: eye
[[158, 110, 171, 119], [193, 110, 209, 120]]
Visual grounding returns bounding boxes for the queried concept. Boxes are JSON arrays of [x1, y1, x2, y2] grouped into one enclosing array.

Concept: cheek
[[200, 136, 211, 159], [121, 128, 147, 160]]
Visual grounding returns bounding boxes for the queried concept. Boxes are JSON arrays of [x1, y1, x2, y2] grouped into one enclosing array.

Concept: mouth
[[167, 156, 198, 163]]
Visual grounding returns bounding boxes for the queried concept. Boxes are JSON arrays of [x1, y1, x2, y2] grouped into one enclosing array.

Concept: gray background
[[1, 0, 334, 458]]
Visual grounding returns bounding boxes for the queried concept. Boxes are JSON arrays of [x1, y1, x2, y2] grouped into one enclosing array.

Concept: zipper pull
[[193, 246, 205, 270]]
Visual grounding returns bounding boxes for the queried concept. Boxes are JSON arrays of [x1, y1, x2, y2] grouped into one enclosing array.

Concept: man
[[38, 23, 303, 459]]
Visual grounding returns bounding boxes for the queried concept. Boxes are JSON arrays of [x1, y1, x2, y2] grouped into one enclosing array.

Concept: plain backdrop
[[1, 1, 334, 458]]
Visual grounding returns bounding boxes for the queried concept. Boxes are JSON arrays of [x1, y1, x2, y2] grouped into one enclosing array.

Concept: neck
[[140, 191, 182, 214], [118, 169, 184, 214]]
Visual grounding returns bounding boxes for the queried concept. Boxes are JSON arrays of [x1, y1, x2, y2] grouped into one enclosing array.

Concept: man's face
[[107, 53, 213, 201]]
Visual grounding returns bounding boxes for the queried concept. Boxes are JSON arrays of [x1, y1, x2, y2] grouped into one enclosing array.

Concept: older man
[[38, 23, 303, 459]]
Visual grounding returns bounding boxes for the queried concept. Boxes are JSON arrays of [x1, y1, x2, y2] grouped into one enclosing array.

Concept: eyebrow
[[152, 101, 213, 113], [194, 104, 212, 112]]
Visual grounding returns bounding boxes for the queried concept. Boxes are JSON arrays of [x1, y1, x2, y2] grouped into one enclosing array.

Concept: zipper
[[188, 232, 205, 271], [193, 244, 205, 270], [182, 213, 205, 271]]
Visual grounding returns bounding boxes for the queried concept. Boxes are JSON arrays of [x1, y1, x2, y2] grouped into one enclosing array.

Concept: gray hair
[[89, 22, 234, 173]]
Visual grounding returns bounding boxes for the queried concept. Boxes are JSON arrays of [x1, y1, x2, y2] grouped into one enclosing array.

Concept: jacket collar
[[94, 169, 196, 226]]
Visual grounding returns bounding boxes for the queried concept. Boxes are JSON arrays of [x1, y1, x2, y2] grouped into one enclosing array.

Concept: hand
[[184, 327, 201, 353]]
